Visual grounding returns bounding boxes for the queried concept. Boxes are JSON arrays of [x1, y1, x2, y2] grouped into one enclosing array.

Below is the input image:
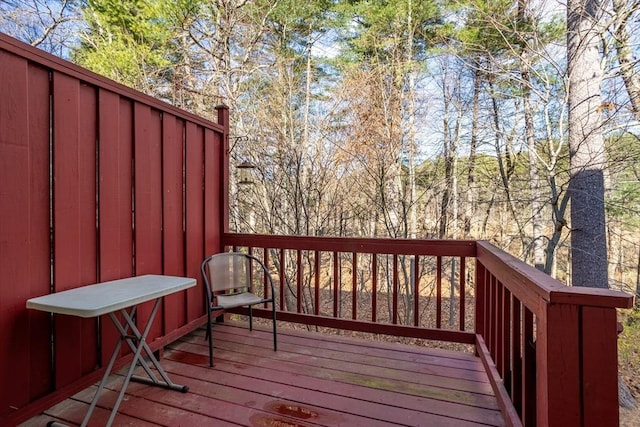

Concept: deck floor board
[[22, 322, 506, 427]]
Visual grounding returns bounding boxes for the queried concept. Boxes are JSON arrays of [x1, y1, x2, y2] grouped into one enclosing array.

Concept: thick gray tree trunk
[[567, 0, 608, 288]]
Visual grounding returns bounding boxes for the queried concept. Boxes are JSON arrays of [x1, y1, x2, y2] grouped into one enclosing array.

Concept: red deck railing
[[475, 242, 633, 427], [223, 233, 633, 427], [223, 233, 478, 344]]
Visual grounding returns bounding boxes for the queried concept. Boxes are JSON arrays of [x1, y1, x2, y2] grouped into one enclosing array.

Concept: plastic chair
[[201, 252, 277, 366]]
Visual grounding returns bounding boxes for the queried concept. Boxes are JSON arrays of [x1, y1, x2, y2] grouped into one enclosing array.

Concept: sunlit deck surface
[[22, 323, 505, 426]]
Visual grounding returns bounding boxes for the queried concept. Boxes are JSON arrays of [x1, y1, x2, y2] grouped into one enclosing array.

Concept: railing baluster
[[296, 250, 302, 313], [372, 253, 378, 323], [496, 280, 504, 374], [523, 307, 536, 427], [459, 257, 466, 330], [279, 249, 285, 311], [263, 248, 269, 308], [436, 256, 442, 329], [352, 252, 357, 320], [486, 274, 496, 360], [502, 287, 511, 388], [333, 251, 339, 318], [392, 254, 398, 325], [511, 296, 522, 416], [414, 255, 419, 327], [314, 250, 320, 316], [475, 261, 486, 337]]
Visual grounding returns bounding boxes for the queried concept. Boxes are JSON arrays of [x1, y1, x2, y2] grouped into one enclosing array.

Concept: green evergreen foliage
[[72, 0, 172, 89]]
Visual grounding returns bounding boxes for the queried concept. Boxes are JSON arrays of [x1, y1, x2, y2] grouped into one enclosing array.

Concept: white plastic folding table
[[26, 274, 197, 427]]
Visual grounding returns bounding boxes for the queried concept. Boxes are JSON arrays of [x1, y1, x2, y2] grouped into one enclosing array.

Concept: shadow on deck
[[21, 322, 504, 426]]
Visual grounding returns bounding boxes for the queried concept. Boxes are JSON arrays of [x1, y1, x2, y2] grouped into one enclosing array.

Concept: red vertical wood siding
[[204, 128, 221, 257], [162, 115, 187, 333], [26, 63, 54, 405], [0, 51, 51, 416], [185, 123, 205, 322], [98, 93, 134, 364], [134, 105, 164, 341], [52, 72, 98, 387], [0, 34, 226, 423]]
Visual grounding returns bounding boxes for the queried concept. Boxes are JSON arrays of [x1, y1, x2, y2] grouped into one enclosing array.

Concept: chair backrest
[[202, 252, 252, 296]]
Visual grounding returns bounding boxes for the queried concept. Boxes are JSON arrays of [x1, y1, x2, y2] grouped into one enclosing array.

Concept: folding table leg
[[47, 298, 189, 427], [105, 298, 189, 426], [78, 322, 125, 427], [120, 303, 189, 392]]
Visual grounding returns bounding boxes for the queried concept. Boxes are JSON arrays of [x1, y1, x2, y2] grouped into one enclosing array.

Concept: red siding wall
[[0, 34, 228, 422]]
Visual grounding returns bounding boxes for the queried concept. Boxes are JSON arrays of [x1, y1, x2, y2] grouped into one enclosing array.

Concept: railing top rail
[[476, 240, 633, 310], [0, 33, 224, 132], [223, 233, 477, 257]]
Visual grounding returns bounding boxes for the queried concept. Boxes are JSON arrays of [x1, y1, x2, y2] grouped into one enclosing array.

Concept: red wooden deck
[[20, 322, 505, 426]]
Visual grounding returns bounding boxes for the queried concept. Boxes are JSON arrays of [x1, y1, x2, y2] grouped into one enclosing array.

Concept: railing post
[[580, 306, 620, 427], [536, 303, 581, 426], [536, 302, 621, 427]]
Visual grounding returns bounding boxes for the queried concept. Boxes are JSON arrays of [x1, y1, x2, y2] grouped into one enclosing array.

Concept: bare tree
[[611, 0, 640, 120], [0, 0, 81, 56]]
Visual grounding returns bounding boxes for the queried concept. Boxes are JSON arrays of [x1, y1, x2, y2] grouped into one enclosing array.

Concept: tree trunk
[[440, 110, 452, 239], [464, 65, 480, 238], [567, 0, 608, 288], [544, 174, 570, 276], [523, 65, 544, 270], [636, 245, 640, 308], [488, 77, 525, 243], [612, 0, 640, 120], [406, 0, 417, 239], [518, 1, 545, 270]]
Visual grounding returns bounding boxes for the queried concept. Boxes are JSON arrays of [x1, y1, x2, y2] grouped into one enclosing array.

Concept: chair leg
[[206, 312, 213, 367], [272, 303, 277, 351], [249, 305, 253, 331]]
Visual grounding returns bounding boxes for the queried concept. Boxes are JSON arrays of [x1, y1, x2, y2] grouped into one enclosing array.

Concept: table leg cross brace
[[78, 298, 188, 427]]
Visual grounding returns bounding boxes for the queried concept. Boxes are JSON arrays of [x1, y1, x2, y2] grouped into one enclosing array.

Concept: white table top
[[26, 275, 197, 318]]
